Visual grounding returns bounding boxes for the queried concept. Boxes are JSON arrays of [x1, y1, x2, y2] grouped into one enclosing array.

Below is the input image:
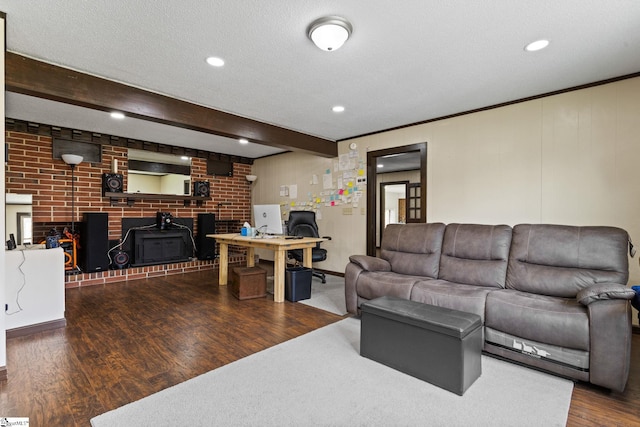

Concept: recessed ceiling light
[[377, 164, 383, 169], [206, 56, 225, 67], [332, 105, 345, 113], [239, 138, 249, 144], [110, 111, 125, 119], [524, 39, 549, 52], [181, 156, 190, 161]]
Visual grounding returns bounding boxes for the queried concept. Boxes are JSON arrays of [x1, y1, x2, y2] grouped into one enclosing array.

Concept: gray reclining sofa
[[345, 223, 635, 391]]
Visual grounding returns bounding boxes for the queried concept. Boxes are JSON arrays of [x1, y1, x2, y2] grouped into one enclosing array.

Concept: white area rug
[[91, 318, 573, 427], [298, 274, 348, 315]]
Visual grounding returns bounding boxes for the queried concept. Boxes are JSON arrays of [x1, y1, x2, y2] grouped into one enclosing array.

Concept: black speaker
[[193, 181, 210, 197], [102, 173, 123, 195], [112, 250, 130, 269], [80, 212, 110, 273], [197, 213, 216, 260]]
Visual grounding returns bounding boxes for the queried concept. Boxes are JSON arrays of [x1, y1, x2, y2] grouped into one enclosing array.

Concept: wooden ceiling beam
[[5, 52, 337, 158]]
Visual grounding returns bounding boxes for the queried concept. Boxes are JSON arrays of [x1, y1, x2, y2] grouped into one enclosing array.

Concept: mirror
[[127, 149, 192, 195], [6, 193, 33, 246]]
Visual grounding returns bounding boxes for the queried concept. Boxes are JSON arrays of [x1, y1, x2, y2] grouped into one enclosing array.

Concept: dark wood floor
[[1, 266, 639, 426]]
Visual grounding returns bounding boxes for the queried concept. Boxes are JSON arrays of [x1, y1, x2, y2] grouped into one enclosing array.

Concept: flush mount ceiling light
[[308, 16, 353, 51], [524, 39, 550, 52]]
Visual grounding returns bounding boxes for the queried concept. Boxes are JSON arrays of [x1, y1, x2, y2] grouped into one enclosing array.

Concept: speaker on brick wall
[[193, 181, 210, 197], [80, 212, 110, 273], [102, 173, 123, 195], [197, 213, 216, 260], [111, 250, 130, 269]]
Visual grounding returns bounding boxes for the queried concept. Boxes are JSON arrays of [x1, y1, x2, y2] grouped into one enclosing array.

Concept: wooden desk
[[207, 234, 326, 302]]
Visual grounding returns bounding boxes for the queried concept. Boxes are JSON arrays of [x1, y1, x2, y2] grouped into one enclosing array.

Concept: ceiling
[[1, 1, 640, 160]]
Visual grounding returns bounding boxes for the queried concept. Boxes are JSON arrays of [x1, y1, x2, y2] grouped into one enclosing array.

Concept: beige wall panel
[[428, 102, 542, 224], [541, 81, 640, 230]]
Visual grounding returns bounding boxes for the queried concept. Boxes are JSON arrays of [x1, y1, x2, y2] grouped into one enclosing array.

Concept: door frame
[[366, 142, 427, 256]]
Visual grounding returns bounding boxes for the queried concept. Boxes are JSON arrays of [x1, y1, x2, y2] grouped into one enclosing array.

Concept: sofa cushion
[[381, 223, 445, 278], [438, 224, 512, 288], [356, 272, 425, 302], [410, 279, 495, 322], [506, 224, 629, 297], [485, 289, 589, 351]]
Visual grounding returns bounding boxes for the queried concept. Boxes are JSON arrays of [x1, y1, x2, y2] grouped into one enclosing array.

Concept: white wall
[[252, 77, 640, 288]]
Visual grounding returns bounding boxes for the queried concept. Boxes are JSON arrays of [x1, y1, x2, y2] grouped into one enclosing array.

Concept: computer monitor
[[253, 204, 284, 235]]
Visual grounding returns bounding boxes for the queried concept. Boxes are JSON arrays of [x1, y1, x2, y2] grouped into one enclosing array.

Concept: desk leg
[[247, 247, 255, 267], [302, 247, 313, 268], [273, 249, 286, 303], [218, 242, 229, 286]]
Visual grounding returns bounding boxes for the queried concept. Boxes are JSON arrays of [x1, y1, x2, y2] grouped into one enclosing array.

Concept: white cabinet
[[4, 247, 65, 332]]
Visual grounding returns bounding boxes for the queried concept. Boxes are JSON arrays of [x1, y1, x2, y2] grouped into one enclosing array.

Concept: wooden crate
[[230, 266, 267, 300]]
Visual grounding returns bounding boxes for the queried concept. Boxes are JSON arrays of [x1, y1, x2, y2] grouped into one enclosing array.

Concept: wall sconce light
[[246, 175, 258, 183], [308, 16, 353, 51]]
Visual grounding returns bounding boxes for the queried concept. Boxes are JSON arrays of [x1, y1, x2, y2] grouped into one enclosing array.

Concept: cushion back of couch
[[381, 223, 445, 278], [439, 223, 512, 288], [506, 224, 629, 297]]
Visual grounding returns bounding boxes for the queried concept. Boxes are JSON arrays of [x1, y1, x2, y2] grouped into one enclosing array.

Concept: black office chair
[[287, 210, 331, 283]]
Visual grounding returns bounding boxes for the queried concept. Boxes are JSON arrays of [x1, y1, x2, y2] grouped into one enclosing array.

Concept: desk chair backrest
[[287, 211, 320, 238]]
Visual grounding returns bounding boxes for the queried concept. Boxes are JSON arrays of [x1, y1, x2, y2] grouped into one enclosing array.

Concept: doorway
[[366, 142, 427, 256]]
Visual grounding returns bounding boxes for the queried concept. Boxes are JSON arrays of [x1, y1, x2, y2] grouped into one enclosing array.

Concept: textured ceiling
[[1, 1, 640, 159]]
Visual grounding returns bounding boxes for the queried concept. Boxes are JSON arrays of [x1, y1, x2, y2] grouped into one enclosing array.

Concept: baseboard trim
[[6, 318, 67, 339], [0, 366, 7, 381]]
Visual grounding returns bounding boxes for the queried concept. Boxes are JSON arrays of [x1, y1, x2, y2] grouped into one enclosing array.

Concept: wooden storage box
[[230, 266, 267, 300]]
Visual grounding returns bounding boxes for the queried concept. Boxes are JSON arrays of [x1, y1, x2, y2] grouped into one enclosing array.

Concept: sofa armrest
[[577, 283, 635, 306], [349, 255, 391, 272], [587, 299, 632, 391]]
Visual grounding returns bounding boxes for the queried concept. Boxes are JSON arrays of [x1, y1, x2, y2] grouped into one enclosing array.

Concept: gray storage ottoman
[[360, 296, 482, 395]]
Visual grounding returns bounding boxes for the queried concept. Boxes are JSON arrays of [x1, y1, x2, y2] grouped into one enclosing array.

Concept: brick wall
[[5, 130, 253, 287]]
